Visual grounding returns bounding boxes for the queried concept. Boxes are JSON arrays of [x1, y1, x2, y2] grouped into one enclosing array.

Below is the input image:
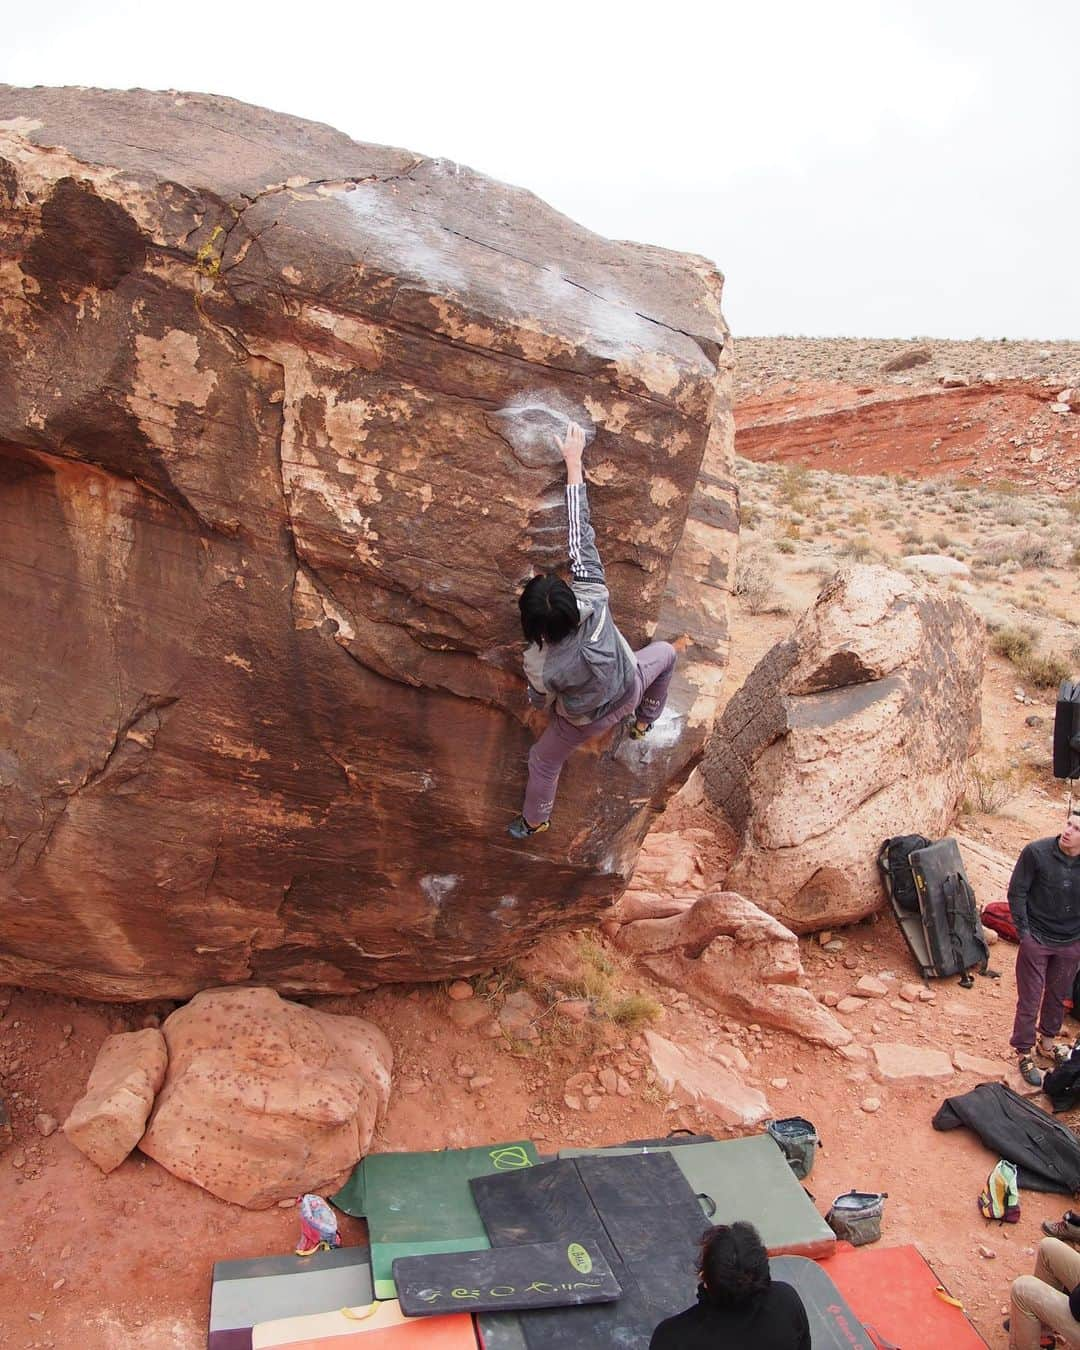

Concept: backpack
[[878, 835, 933, 913], [1044, 1047, 1080, 1113], [981, 900, 1019, 943], [978, 1159, 1020, 1222]]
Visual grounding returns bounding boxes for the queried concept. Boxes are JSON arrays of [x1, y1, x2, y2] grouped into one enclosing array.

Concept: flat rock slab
[[872, 1042, 954, 1083], [953, 1050, 1006, 1079], [645, 1030, 770, 1128]]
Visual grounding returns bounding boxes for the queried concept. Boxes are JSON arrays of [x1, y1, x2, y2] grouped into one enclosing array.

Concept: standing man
[[1009, 811, 1080, 1087]]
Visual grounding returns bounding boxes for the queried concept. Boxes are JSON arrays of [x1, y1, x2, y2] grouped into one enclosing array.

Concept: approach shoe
[[1038, 1036, 1073, 1065], [1018, 1054, 1043, 1088], [1043, 1212, 1080, 1246], [626, 718, 652, 741], [507, 815, 550, 840]]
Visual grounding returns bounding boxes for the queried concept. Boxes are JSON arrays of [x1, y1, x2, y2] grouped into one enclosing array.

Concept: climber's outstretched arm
[[559, 422, 605, 586]]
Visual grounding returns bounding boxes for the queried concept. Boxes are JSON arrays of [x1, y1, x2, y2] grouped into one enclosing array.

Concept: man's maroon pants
[[1010, 934, 1080, 1052]]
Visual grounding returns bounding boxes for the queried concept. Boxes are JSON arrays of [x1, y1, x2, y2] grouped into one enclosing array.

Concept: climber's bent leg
[[632, 641, 677, 728], [521, 714, 591, 827]]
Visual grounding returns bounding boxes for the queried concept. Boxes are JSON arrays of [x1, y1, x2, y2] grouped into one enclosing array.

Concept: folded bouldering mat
[[768, 1256, 872, 1349], [560, 1135, 835, 1257], [331, 1142, 538, 1299], [209, 1248, 373, 1349], [255, 1300, 411, 1346], [253, 1304, 477, 1350], [822, 1243, 989, 1348], [933, 1082, 1080, 1193], [392, 1239, 621, 1315], [473, 1152, 705, 1349]]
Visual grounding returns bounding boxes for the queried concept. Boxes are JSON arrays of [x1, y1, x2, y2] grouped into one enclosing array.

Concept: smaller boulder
[[139, 988, 391, 1208], [62, 1028, 168, 1172], [853, 976, 889, 999]]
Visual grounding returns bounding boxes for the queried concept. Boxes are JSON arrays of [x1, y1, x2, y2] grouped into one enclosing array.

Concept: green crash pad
[[332, 1141, 538, 1300], [559, 1136, 835, 1258]]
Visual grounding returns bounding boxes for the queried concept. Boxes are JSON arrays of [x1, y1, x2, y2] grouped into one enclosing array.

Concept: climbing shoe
[[1043, 1214, 1080, 1246], [507, 815, 550, 840], [1018, 1054, 1043, 1088], [627, 718, 652, 741]]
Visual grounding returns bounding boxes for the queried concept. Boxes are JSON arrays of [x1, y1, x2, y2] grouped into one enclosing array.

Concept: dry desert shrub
[[989, 625, 1036, 663], [1020, 651, 1072, 690], [735, 547, 786, 614], [963, 758, 1017, 814]]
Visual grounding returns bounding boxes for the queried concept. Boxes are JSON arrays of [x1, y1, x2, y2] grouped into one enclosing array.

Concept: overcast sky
[[3, 1, 1078, 339]]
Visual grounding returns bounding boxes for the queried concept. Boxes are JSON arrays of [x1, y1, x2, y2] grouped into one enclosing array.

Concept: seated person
[[1009, 1235, 1080, 1349], [650, 1221, 810, 1350]]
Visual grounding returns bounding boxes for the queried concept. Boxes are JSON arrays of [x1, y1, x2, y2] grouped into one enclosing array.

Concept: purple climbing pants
[[522, 641, 677, 826], [1010, 935, 1080, 1052]]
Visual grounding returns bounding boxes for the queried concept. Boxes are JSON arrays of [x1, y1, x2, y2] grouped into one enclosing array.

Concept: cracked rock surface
[[0, 87, 734, 996]]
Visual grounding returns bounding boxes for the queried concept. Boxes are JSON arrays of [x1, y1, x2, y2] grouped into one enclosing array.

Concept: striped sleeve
[[566, 482, 605, 583]]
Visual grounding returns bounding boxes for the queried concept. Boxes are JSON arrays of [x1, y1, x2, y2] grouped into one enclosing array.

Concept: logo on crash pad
[[567, 1243, 593, 1274], [489, 1146, 532, 1171]]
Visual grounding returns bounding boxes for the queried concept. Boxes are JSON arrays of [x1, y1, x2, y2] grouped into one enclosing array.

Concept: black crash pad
[[473, 1152, 706, 1350], [392, 1239, 621, 1316], [770, 1256, 873, 1350]]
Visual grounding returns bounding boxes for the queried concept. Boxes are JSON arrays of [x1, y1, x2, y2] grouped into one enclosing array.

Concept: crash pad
[[560, 1134, 835, 1257], [392, 1239, 621, 1315], [254, 1299, 410, 1347], [823, 1243, 988, 1349], [769, 1256, 873, 1349], [253, 1311, 477, 1350], [210, 1248, 373, 1348], [331, 1142, 538, 1300], [473, 1153, 704, 1349]]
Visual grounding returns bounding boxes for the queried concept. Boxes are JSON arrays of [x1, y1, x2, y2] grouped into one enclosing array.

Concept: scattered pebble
[[860, 1097, 882, 1113]]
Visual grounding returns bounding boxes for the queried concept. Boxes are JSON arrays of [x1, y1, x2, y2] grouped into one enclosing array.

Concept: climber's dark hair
[[698, 1222, 771, 1309], [518, 573, 580, 646]]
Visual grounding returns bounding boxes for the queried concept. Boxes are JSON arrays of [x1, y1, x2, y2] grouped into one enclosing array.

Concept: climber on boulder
[[507, 420, 677, 840]]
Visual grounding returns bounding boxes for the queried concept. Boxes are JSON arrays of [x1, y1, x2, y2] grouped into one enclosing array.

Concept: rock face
[[138, 987, 391, 1207], [62, 1027, 168, 1172], [615, 889, 852, 1049], [0, 87, 735, 998], [702, 565, 982, 932]]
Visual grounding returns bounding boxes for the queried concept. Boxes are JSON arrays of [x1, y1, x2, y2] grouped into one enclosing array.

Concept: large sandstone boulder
[[138, 987, 391, 1207], [702, 565, 982, 931], [0, 87, 735, 998], [62, 1027, 168, 1172]]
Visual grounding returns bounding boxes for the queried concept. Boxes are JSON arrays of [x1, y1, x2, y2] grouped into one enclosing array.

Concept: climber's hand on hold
[[558, 421, 586, 485]]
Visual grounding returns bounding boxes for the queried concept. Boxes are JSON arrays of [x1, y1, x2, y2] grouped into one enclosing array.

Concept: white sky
[[3, 0, 1078, 339]]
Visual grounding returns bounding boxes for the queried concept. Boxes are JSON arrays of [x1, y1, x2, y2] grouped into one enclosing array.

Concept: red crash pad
[[822, 1243, 988, 1349]]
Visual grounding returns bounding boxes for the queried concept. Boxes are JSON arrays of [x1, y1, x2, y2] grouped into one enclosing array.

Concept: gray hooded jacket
[[522, 482, 638, 726]]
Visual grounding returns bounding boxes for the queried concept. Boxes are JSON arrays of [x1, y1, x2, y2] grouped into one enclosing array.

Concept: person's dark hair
[[518, 573, 580, 646], [698, 1222, 771, 1309]]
